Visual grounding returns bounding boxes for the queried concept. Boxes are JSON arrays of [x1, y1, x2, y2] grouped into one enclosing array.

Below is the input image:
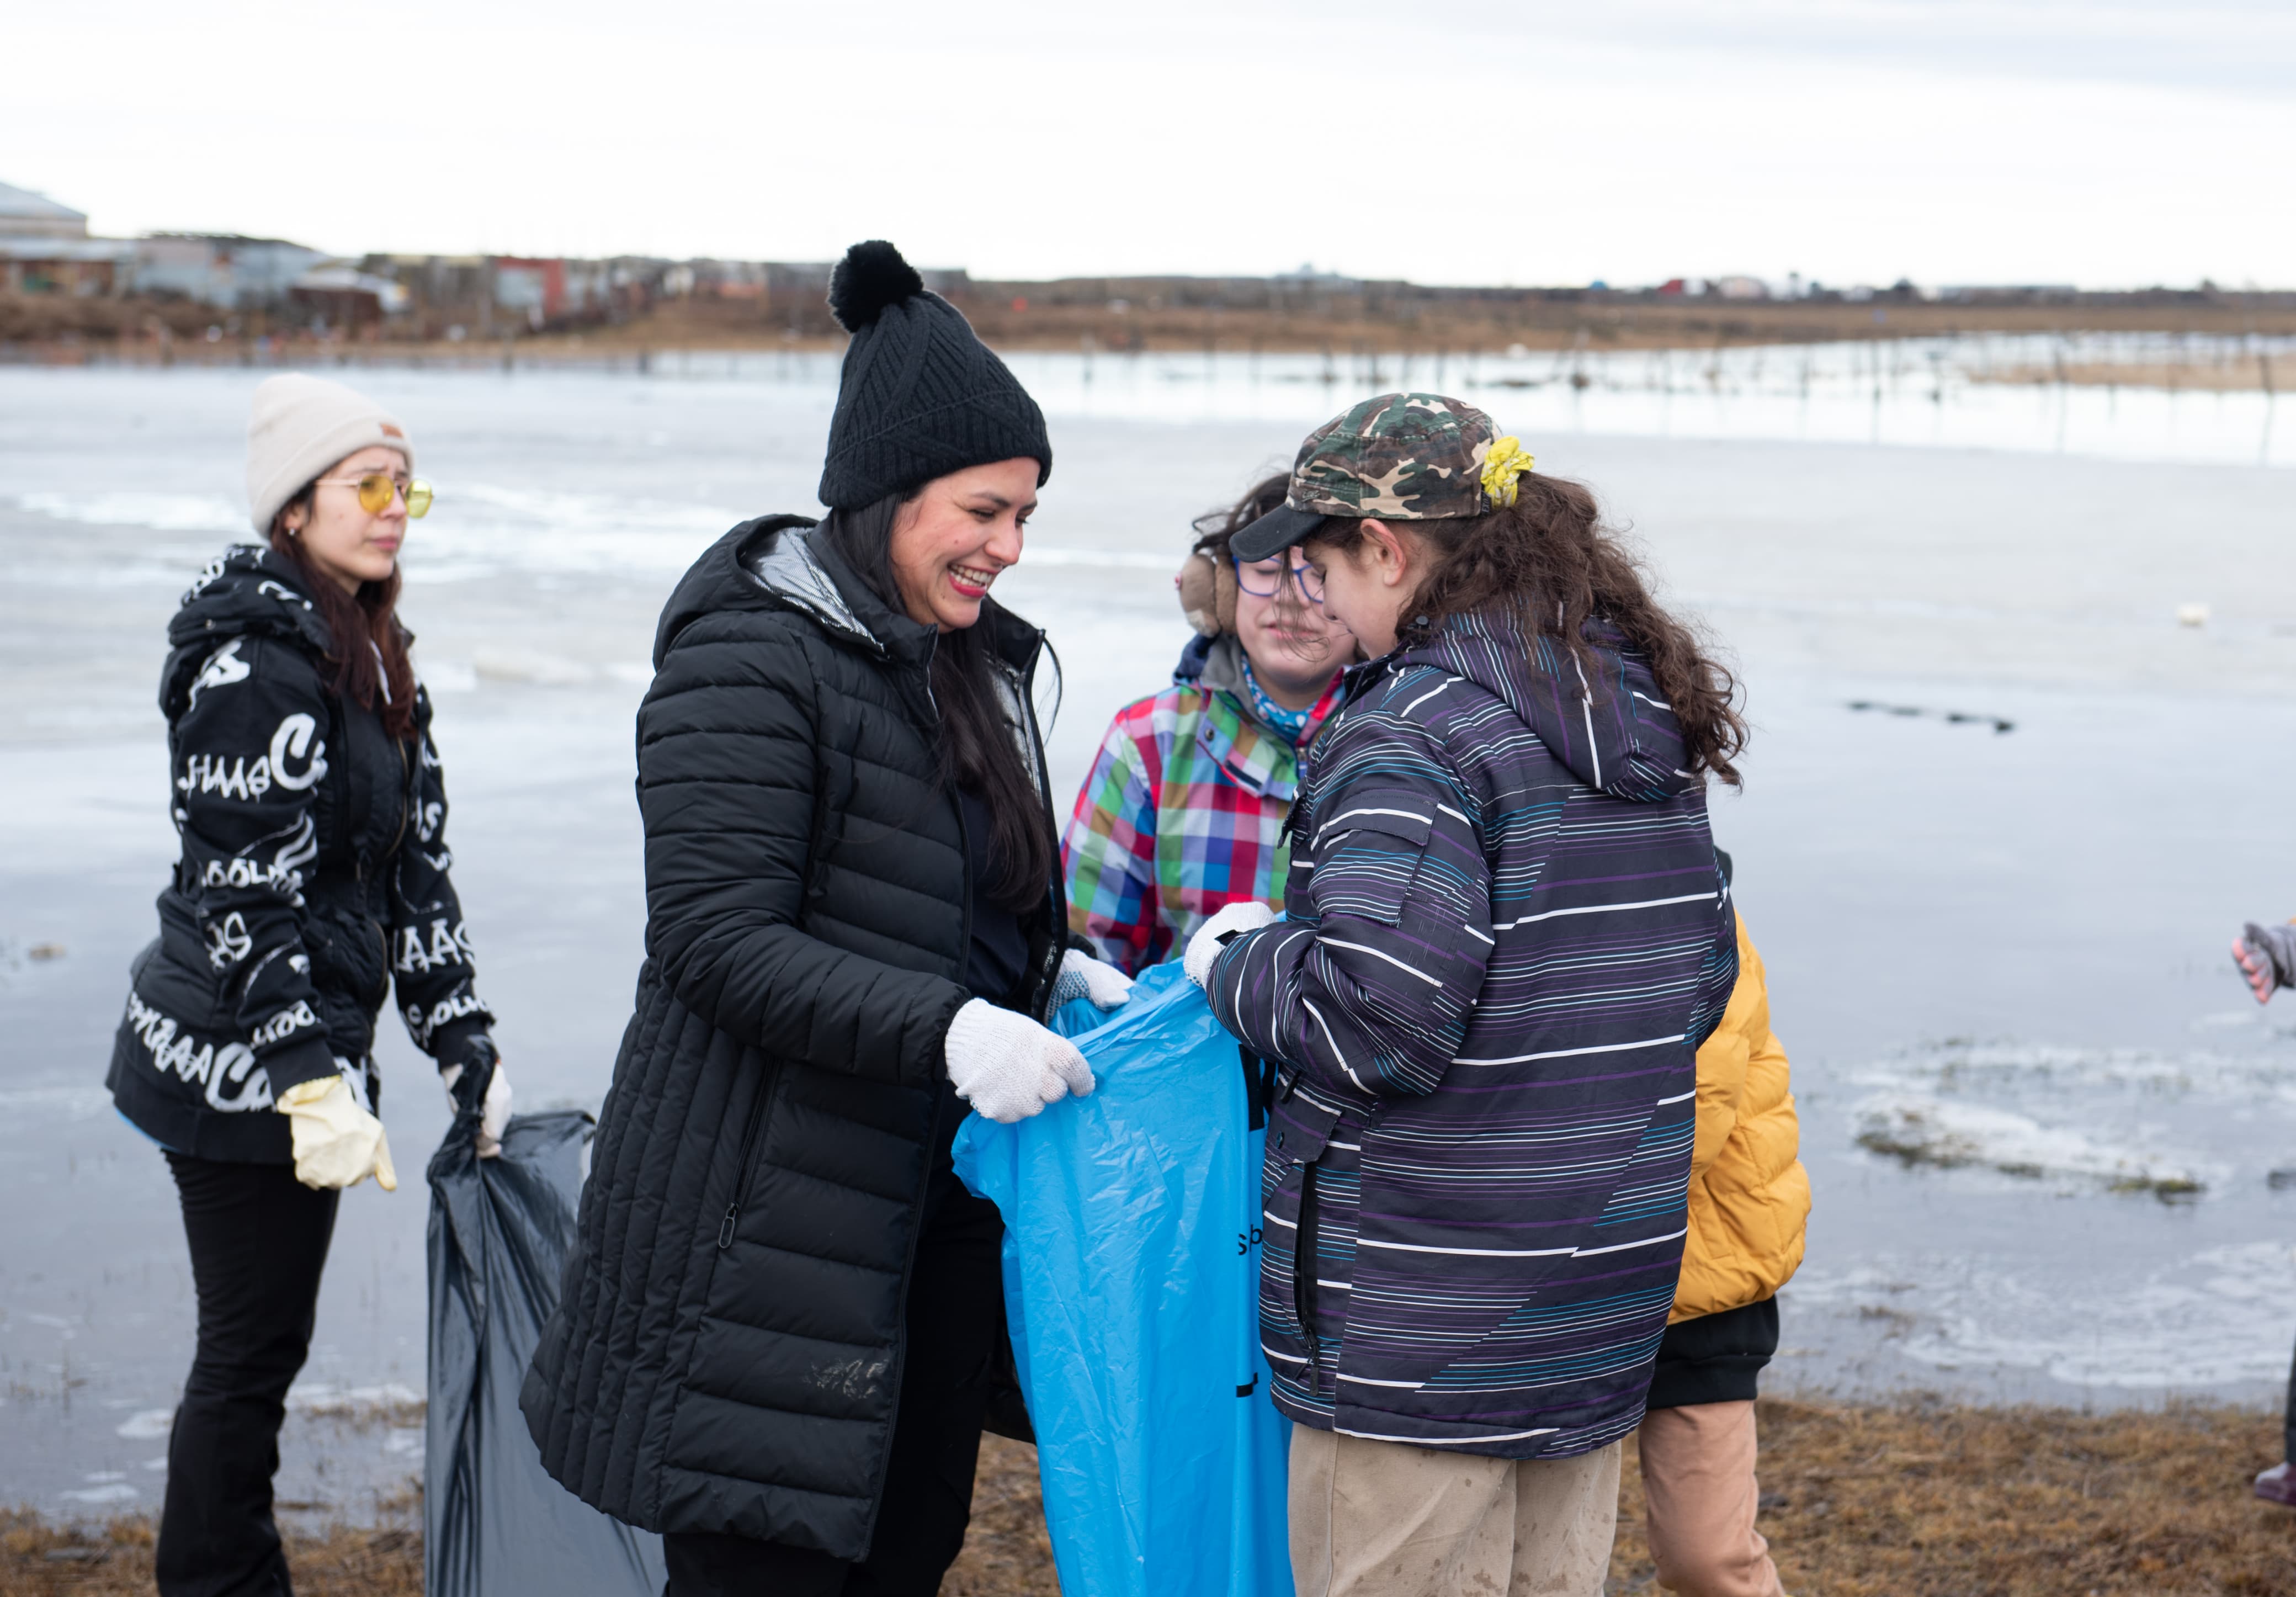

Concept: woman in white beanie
[[107, 372, 509, 1595]]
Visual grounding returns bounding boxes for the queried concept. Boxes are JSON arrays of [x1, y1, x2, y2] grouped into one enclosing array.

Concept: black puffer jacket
[[522, 518, 1064, 1557], [107, 545, 493, 1163]]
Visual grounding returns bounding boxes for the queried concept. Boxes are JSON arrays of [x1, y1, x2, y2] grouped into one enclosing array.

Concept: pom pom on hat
[[817, 239, 1051, 508], [828, 240, 926, 333]]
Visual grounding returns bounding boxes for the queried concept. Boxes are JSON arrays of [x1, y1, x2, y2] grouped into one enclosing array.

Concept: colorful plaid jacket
[[1207, 608, 1739, 1460], [1063, 636, 1342, 975]]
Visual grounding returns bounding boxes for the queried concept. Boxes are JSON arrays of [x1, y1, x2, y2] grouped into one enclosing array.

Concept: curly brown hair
[[1307, 474, 1747, 786]]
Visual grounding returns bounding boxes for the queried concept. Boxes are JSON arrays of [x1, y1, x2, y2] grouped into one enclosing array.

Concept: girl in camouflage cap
[[1188, 392, 1748, 1597]]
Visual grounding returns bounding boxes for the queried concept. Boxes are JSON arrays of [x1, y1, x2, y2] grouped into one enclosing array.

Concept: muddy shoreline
[[8, 1401, 2291, 1596]]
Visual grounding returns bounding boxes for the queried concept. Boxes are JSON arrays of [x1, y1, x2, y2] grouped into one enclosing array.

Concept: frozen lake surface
[[3, 358, 2294, 1519]]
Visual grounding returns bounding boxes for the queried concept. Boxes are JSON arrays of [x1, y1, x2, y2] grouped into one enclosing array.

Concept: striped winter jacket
[[1206, 607, 1738, 1460]]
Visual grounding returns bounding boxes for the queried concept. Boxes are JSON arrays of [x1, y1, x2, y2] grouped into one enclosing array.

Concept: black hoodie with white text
[[107, 544, 492, 1162]]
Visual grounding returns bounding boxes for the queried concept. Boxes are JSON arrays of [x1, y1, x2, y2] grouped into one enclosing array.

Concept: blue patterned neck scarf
[[1239, 656, 1312, 744]]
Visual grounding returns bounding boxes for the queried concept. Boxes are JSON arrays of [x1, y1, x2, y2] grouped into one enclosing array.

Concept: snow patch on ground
[[114, 1409, 174, 1440], [14, 491, 243, 535], [1852, 1092, 2213, 1196], [1851, 1039, 2296, 1103], [285, 1382, 422, 1419], [0, 1085, 121, 1122], [58, 1482, 139, 1505]]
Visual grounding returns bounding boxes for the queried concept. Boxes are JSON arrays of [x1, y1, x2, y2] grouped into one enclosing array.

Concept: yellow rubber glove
[[276, 1076, 398, 1192]]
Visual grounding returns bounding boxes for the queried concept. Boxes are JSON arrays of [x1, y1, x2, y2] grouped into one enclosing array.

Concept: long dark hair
[[266, 481, 417, 741], [1308, 474, 1748, 785], [818, 494, 1058, 912]]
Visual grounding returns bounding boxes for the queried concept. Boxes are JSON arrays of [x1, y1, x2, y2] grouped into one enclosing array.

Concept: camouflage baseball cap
[[1230, 392, 1510, 561]]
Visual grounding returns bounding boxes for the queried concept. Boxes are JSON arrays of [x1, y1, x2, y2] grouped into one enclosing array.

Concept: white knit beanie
[[245, 373, 414, 534]]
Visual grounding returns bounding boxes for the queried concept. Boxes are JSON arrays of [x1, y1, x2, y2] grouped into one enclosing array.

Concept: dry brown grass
[[942, 1434, 1062, 1597], [9, 1403, 2293, 1595], [1612, 1399, 2296, 1597], [14, 289, 2296, 367], [0, 1514, 421, 1597], [1970, 359, 2285, 393]]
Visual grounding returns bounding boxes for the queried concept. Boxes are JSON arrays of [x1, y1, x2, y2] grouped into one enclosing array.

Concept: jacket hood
[[162, 545, 338, 718], [170, 544, 336, 657], [1174, 633, 1341, 746], [655, 515, 833, 667], [1394, 608, 1697, 803]]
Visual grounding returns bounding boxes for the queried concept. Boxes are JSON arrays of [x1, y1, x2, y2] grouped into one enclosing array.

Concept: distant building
[[0, 179, 134, 295], [491, 256, 628, 324], [288, 264, 410, 328], [1272, 263, 1360, 293], [0, 180, 88, 239], [134, 235, 331, 308]]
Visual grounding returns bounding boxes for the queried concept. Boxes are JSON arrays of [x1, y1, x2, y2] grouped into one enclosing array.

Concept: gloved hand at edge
[[944, 999, 1096, 1123], [1184, 901, 1280, 988], [1049, 948, 1136, 1012], [277, 1076, 397, 1192], [2234, 921, 2296, 1004], [441, 1049, 513, 1158]]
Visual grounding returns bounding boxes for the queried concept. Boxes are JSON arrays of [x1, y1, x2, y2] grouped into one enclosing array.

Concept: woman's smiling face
[[887, 458, 1040, 632]]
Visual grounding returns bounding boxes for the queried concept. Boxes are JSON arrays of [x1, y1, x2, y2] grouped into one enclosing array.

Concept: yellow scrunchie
[[1479, 436, 1535, 507]]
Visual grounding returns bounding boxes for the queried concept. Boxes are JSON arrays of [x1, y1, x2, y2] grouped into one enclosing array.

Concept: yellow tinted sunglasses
[[316, 472, 433, 518]]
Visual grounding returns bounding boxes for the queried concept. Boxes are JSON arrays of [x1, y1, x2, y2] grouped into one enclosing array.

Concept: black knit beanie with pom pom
[[816, 240, 1052, 510]]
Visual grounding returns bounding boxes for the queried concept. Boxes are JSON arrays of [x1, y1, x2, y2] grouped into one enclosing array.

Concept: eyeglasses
[[315, 473, 433, 519], [1233, 555, 1325, 605]]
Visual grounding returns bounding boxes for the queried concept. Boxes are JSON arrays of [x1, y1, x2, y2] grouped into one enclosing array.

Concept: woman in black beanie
[[522, 241, 1133, 1596]]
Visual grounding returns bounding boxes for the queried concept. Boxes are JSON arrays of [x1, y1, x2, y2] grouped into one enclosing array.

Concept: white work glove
[[944, 999, 1097, 1123], [277, 1076, 397, 1192], [1184, 901, 1280, 988], [441, 1059, 514, 1158], [1048, 948, 1135, 1011]]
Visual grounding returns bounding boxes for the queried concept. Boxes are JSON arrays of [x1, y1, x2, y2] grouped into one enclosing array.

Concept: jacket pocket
[[1258, 1084, 1343, 1362], [714, 1051, 781, 1252], [1309, 793, 1437, 927]]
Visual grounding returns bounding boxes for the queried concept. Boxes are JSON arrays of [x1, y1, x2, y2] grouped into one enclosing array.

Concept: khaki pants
[[1635, 1401, 1784, 1597], [1289, 1426, 1622, 1597]]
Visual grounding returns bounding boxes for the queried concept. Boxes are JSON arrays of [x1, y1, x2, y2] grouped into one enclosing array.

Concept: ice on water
[[3, 353, 2294, 1511]]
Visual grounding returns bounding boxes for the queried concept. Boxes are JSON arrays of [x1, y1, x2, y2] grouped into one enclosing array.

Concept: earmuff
[[1175, 551, 1239, 637]]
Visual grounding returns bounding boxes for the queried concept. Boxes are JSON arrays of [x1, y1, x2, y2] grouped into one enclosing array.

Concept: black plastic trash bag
[[427, 1109, 665, 1597]]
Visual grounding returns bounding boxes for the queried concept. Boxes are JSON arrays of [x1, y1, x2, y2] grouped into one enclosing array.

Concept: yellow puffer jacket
[[1671, 919, 1811, 1323]]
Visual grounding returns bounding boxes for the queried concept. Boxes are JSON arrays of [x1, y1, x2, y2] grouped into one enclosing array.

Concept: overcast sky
[[11, 0, 2294, 288]]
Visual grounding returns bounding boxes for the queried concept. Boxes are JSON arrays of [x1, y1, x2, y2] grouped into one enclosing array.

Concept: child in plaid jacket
[[1062, 476, 1352, 973]]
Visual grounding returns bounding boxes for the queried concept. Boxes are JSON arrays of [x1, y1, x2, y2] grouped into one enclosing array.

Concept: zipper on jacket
[[715, 1079, 774, 1250], [388, 735, 413, 862], [1295, 1165, 1324, 1378], [1016, 638, 1067, 1022]]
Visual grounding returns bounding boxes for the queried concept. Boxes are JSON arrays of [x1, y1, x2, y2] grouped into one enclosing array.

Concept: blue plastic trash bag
[[427, 1110, 665, 1597], [952, 963, 1292, 1597]]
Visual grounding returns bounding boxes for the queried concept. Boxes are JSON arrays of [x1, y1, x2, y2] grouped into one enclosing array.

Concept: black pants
[[663, 1096, 1006, 1597], [157, 1153, 339, 1597], [2286, 1329, 2296, 1462]]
